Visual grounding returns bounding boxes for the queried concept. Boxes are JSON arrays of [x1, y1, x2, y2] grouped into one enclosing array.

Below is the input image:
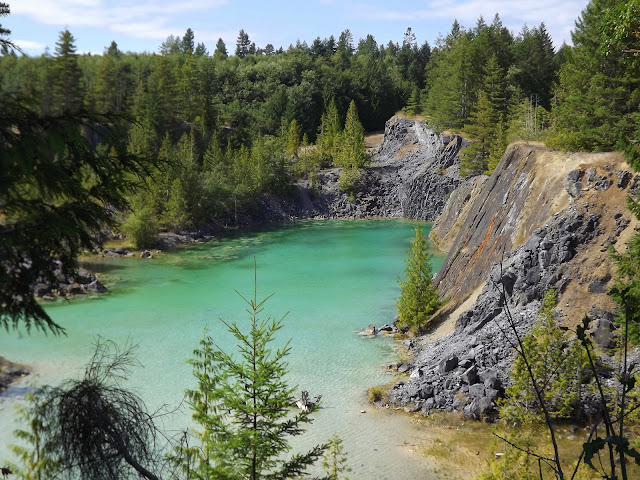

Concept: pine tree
[[460, 91, 493, 176], [162, 177, 189, 231], [178, 54, 199, 121], [500, 288, 585, 424], [357, 34, 378, 57], [336, 29, 354, 68], [424, 31, 471, 129], [404, 87, 421, 116], [194, 42, 208, 56], [549, 0, 640, 168], [214, 38, 228, 59], [610, 191, 640, 342], [335, 101, 367, 196], [323, 435, 351, 480], [159, 34, 181, 55], [0, 2, 21, 54], [396, 224, 441, 333], [106, 40, 120, 57], [9, 391, 60, 479], [182, 28, 195, 54], [486, 119, 506, 174], [285, 118, 301, 160], [121, 206, 158, 250], [235, 29, 251, 58], [513, 23, 556, 109], [0, 97, 152, 333], [460, 54, 506, 176], [53, 29, 83, 113], [203, 132, 226, 172], [482, 54, 506, 118], [317, 99, 342, 166], [335, 100, 366, 169], [172, 266, 327, 479], [95, 52, 118, 113]]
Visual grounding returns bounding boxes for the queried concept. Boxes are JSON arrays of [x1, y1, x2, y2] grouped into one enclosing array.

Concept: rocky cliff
[[389, 145, 640, 418], [258, 116, 470, 222], [256, 122, 640, 420]]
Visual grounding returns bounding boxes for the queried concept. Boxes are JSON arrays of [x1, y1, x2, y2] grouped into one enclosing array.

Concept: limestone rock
[[439, 356, 458, 374], [565, 169, 584, 197], [461, 365, 479, 385]]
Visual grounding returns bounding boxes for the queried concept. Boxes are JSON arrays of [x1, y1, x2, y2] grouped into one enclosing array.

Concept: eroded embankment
[[390, 145, 640, 419], [257, 116, 472, 222]]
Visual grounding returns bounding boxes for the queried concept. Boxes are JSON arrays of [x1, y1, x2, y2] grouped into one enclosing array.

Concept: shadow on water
[[79, 260, 128, 274], [164, 223, 303, 269]]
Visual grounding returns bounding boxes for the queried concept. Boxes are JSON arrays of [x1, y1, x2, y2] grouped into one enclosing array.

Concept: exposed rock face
[[430, 175, 488, 252], [257, 117, 467, 222], [390, 145, 640, 419], [434, 145, 578, 304]]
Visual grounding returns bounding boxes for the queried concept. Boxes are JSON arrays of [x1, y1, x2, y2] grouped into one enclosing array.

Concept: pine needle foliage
[[500, 288, 585, 425], [336, 101, 367, 197], [0, 102, 153, 335], [322, 435, 351, 480], [8, 391, 60, 480], [396, 224, 441, 333], [172, 265, 327, 480]]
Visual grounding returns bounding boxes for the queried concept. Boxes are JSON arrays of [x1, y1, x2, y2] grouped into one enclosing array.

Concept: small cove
[[0, 219, 446, 479]]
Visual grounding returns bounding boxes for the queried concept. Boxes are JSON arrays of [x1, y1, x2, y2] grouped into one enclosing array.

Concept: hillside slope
[[390, 144, 640, 418]]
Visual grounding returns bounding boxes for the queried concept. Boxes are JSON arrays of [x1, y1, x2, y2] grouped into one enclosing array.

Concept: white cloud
[[12, 0, 229, 40], [110, 19, 175, 40], [14, 39, 46, 50]]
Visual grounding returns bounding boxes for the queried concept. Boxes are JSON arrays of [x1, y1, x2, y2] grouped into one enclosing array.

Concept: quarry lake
[[0, 219, 446, 479]]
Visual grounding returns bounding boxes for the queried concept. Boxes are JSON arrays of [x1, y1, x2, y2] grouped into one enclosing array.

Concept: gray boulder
[[461, 365, 479, 385], [468, 383, 486, 398], [86, 280, 107, 293], [592, 318, 617, 350], [565, 169, 584, 197], [439, 356, 458, 374], [419, 385, 435, 400], [464, 397, 495, 419]]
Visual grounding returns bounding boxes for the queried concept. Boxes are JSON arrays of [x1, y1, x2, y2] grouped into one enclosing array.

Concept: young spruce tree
[[396, 224, 441, 333], [335, 100, 367, 197], [173, 264, 326, 480]]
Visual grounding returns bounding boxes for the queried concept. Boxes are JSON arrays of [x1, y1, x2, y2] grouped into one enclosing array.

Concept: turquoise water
[[0, 219, 445, 479]]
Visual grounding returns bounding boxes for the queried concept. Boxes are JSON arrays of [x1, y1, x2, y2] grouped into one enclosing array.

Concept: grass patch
[[412, 412, 640, 480], [366, 383, 393, 404], [102, 237, 134, 251], [413, 412, 496, 480]]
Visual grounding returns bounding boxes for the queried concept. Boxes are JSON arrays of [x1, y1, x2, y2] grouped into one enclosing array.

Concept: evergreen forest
[[1, 0, 636, 237]]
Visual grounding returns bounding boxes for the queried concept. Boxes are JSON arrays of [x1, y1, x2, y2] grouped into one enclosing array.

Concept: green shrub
[[121, 208, 158, 249], [367, 384, 390, 403]]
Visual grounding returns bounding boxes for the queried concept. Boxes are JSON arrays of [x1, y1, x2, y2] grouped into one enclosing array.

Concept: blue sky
[[6, 0, 589, 56]]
